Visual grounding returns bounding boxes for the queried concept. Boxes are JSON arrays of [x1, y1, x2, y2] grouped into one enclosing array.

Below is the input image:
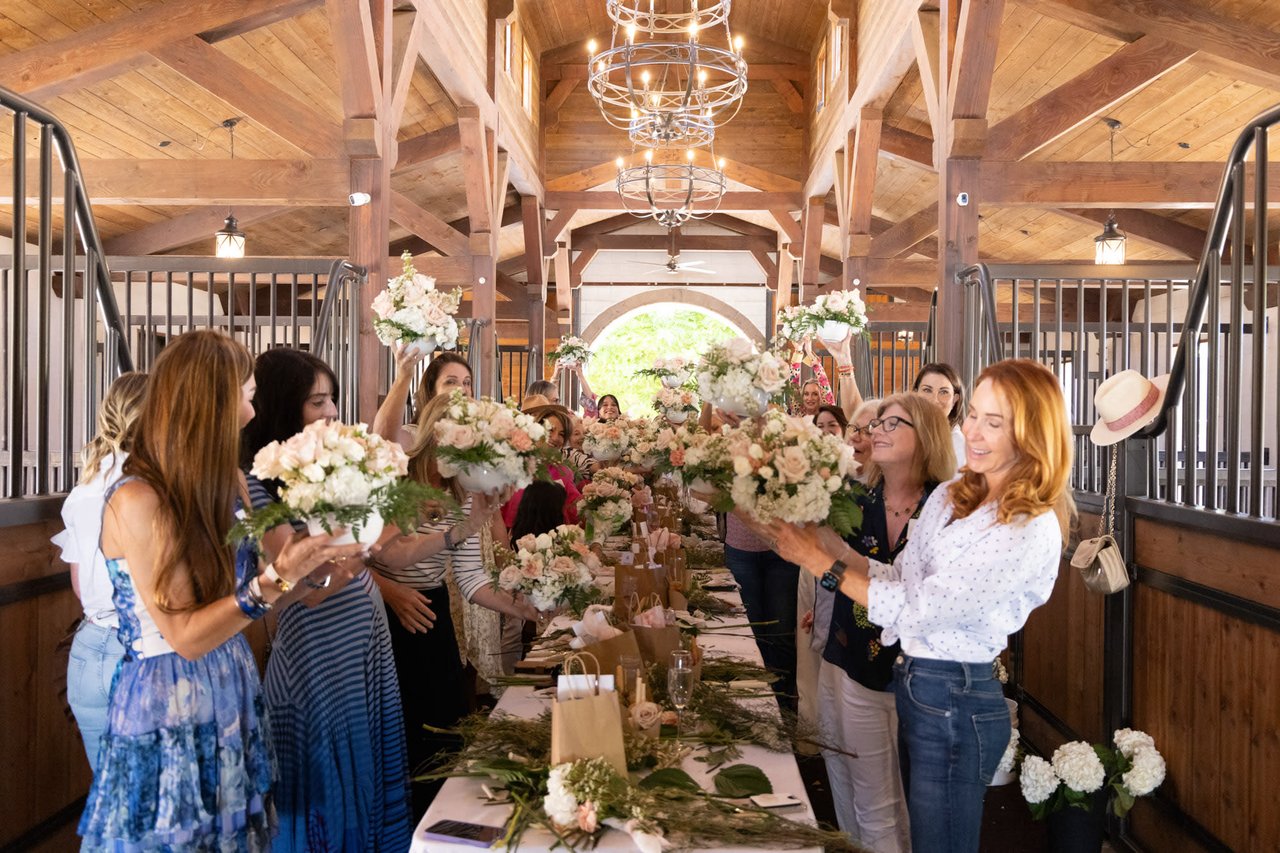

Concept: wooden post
[[521, 195, 547, 380]]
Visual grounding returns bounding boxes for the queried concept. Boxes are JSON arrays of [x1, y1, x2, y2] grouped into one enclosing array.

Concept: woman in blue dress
[[241, 347, 412, 851], [78, 330, 364, 851]]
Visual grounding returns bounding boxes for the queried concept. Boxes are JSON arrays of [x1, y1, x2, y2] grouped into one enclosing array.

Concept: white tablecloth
[[411, 581, 823, 853]]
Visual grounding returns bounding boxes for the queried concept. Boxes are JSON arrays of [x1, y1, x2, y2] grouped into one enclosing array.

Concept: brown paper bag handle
[[637, 592, 664, 612], [562, 651, 603, 694]]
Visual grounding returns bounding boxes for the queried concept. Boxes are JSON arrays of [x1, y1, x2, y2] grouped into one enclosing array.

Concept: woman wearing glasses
[[762, 360, 1073, 853], [845, 399, 880, 469]]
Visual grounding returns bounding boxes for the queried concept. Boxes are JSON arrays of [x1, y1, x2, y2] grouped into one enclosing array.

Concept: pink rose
[[510, 429, 533, 452], [577, 802, 598, 833], [669, 448, 686, 466]]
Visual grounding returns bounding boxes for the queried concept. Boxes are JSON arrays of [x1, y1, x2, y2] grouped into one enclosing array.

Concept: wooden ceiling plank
[[3, 0, 311, 99], [871, 203, 941, 258], [395, 125, 462, 170], [325, 0, 381, 119], [102, 206, 288, 255], [199, 0, 322, 43], [152, 36, 344, 158], [979, 160, 1271, 207], [985, 34, 1194, 161], [545, 191, 803, 210], [389, 190, 471, 256], [1021, 0, 1280, 90]]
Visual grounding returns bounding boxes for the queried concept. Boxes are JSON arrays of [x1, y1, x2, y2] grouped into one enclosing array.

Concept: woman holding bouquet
[[764, 359, 1073, 853], [79, 330, 364, 851], [241, 348, 411, 852], [371, 348, 472, 445], [371, 393, 537, 816], [502, 404, 581, 527]]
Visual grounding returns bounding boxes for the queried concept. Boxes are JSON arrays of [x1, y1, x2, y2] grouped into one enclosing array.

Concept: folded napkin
[[568, 604, 623, 649], [633, 604, 673, 629]]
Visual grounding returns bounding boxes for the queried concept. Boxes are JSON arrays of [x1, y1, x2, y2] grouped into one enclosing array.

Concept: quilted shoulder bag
[[1071, 447, 1130, 594]]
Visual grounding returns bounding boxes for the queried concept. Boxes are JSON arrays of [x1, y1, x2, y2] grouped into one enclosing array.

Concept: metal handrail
[[312, 259, 366, 351], [957, 263, 1004, 361], [1141, 102, 1280, 437], [1, 85, 132, 372]]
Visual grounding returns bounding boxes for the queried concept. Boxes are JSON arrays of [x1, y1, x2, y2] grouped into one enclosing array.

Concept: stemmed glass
[[667, 650, 695, 738]]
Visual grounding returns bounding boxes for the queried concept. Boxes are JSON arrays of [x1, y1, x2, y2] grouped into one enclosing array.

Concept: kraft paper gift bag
[[613, 563, 668, 614], [550, 653, 628, 775], [631, 598, 682, 666], [577, 629, 642, 677]]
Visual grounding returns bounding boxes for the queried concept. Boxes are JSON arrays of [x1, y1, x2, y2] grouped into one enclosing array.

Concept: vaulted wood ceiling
[[1, 0, 1279, 285]]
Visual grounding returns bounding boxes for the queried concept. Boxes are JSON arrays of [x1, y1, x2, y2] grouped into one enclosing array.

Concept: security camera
[[956, 192, 970, 207], [348, 192, 372, 207]]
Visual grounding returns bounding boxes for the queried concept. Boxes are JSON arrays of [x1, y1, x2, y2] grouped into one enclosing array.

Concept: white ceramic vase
[[306, 511, 384, 546], [455, 463, 510, 495], [818, 320, 850, 344], [665, 409, 689, 424], [661, 374, 685, 389], [590, 447, 622, 462], [403, 336, 439, 358]]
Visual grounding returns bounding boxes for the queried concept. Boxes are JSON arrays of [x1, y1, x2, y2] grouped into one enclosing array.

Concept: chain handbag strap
[[1098, 445, 1120, 539]]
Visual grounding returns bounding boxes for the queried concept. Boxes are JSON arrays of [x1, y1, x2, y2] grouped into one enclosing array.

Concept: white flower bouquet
[[803, 288, 869, 343], [432, 390, 549, 494], [550, 334, 592, 367], [495, 524, 601, 612], [578, 477, 636, 542], [653, 387, 699, 424], [695, 338, 787, 418], [624, 417, 667, 470], [636, 355, 694, 389], [658, 428, 733, 503], [583, 419, 631, 462], [775, 304, 815, 346], [237, 420, 442, 545], [726, 410, 863, 535], [371, 251, 462, 355], [1020, 729, 1166, 819]]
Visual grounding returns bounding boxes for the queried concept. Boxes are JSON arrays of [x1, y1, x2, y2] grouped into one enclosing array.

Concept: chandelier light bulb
[[698, 69, 707, 84], [644, 149, 654, 161], [627, 24, 636, 42], [616, 156, 625, 170], [587, 39, 597, 55], [641, 70, 651, 86], [734, 35, 744, 52], [718, 157, 726, 169]]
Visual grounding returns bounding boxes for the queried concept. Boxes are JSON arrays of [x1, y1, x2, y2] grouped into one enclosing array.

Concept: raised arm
[[820, 332, 863, 419], [371, 343, 427, 442]]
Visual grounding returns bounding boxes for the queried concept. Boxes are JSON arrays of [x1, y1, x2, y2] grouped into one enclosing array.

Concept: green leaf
[[826, 490, 864, 537], [638, 768, 703, 793], [713, 764, 773, 798]]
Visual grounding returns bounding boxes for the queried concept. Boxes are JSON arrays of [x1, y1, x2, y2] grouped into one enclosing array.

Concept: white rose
[[773, 446, 811, 483]]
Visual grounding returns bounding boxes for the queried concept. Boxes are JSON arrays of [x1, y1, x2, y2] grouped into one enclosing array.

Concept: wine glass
[[667, 650, 695, 738]]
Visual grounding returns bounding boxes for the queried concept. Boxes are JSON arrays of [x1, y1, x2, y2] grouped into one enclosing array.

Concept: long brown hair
[[405, 393, 466, 502], [948, 359, 1075, 540], [123, 330, 254, 611], [858, 393, 956, 489], [913, 362, 966, 428], [80, 372, 148, 484]]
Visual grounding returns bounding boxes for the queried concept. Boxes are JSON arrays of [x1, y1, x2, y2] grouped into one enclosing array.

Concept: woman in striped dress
[[242, 348, 411, 852]]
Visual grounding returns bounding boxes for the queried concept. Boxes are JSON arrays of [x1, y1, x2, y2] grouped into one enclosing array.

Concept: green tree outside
[[580, 306, 742, 416]]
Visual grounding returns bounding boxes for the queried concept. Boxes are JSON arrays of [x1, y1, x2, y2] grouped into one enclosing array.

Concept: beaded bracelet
[[234, 575, 272, 620]]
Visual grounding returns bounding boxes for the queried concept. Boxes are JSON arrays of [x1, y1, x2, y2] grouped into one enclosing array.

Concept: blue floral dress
[[78, 482, 275, 852]]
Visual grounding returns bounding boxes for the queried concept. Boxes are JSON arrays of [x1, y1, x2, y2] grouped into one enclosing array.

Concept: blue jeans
[[67, 620, 125, 772], [893, 654, 1009, 853], [724, 545, 798, 707]]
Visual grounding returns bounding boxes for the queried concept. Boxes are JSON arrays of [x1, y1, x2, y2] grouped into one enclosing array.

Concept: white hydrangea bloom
[[1051, 741, 1106, 793], [1112, 728, 1156, 759], [1121, 747, 1166, 797], [1019, 755, 1059, 804], [998, 728, 1021, 774]]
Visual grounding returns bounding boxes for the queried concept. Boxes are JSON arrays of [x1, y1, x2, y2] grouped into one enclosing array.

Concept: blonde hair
[[859, 393, 956, 489], [949, 359, 1075, 540], [80, 372, 147, 484], [406, 393, 465, 502]]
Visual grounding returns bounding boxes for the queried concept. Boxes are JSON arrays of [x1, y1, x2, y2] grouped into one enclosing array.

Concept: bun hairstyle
[[122, 330, 254, 611], [948, 359, 1075, 540]]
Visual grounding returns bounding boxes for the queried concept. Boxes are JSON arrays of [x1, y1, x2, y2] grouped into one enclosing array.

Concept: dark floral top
[[822, 481, 938, 691]]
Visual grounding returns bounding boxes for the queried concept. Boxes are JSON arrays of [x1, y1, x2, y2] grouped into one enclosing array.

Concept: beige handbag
[[1071, 448, 1130, 594]]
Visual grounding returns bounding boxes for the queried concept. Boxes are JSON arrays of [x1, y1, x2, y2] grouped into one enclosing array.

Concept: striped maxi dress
[[248, 476, 412, 852]]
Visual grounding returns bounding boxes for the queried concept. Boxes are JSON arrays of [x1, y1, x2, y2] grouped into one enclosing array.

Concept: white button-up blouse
[[866, 478, 1062, 663]]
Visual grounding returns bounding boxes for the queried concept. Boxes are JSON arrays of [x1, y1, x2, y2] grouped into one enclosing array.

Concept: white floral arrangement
[[653, 386, 699, 422], [577, 477, 636, 542], [655, 428, 733, 501], [695, 338, 787, 418], [237, 420, 440, 545], [1020, 728, 1166, 819], [583, 419, 631, 462], [495, 524, 601, 612], [726, 410, 862, 535], [997, 728, 1021, 776], [432, 390, 548, 493], [371, 251, 462, 353], [805, 288, 869, 338], [593, 466, 644, 493], [775, 304, 815, 346], [544, 759, 668, 853], [636, 355, 694, 388], [624, 417, 666, 470], [550, 335, 592, 367]]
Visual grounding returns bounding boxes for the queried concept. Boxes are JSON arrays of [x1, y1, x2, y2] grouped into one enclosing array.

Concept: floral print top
[[822, 481, 938, 691]]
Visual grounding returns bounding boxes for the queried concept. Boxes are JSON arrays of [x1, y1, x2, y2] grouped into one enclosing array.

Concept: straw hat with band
[[1090, 370, 1169, 446]]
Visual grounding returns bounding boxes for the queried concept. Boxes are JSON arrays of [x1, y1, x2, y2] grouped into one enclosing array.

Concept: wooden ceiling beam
[[0, 0, 311, 99], [395, 125, 462, 171], [542, 207, 578, 250], [325, 0, 381, 120], [848, 108, 883, 238], [521, 195, 547, 299], [985, 34, 1193, 161], [948, 0, 1006, 123], [569, 213, 638, 237], [880, 126, 936, 170], [871, 204, 942, 258], [799, 197, 825, 298], [574, 234, 777, 253], [1055, 208, 1208, 259], [545, 63, 805, 83], [199, 0, 321, 42], [152, 36, 344, 159], [1018, 0, 1280, 91], [546, 158, 801, 194], [545, 191, 803, 210], [389, 190, 471, 256], [102, 206, 288, 256], [703, 213, 777, 239], [389, 199, 522, 258], [387, 9, 425, 131], [459, 106, 496, 237], [770, 209, 803, 245], [979, 161, 1275, 208]]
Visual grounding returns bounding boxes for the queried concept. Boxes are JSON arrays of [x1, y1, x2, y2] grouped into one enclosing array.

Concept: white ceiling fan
[[632, 253, 719, 275]]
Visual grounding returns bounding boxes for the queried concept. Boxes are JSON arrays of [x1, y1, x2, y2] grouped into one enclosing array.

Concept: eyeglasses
[[847, 424, 872, 438], [868, 416, 915, 433]]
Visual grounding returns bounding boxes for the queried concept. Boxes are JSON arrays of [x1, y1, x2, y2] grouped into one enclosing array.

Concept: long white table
[[411, 582, 823, 853]]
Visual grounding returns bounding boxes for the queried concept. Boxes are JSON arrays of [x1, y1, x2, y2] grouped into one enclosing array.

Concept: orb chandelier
[[587, 0, 748, 148], [616, 148, 727, 229]]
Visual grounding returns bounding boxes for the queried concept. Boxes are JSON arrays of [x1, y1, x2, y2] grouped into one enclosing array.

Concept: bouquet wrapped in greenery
[[550, 335, 592, 367]]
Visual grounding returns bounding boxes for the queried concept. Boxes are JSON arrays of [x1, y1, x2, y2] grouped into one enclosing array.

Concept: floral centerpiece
[[657, 428, 733, 504], [624, 417, 666, 470], [578, 472, 638, 542], [494, 524, 601, 613], [802, 288, 869, 343], [583, 419, 631, 462], [695, 338, 787, 418], [550, 335, 592, 368], [775, 304, 815, 347], [237, 420, 441, 546], [371, 251, 463, 355], [432, 390, 548, 494], [1020, 729, 1166, 820], [653, 387, 699, 424], [726, 410, 862, 535], [637, 356, 694, 389]]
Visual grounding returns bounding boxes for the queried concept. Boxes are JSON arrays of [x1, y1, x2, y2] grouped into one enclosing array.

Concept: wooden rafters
[[102, 206, 287, 256], [1055, 209, 1208, 259], [542, 207, 578, 250], [521, 195, 548, 299], [395, 126, 463, 171], [945, 0, 1006, 158], [546, 158, 800, 194], [389, 191, 471, 256], [324, 0, 381, 120], [799, 197, 825, 297], [387, 8, 425, 132], [544, 191, 803, 211]]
